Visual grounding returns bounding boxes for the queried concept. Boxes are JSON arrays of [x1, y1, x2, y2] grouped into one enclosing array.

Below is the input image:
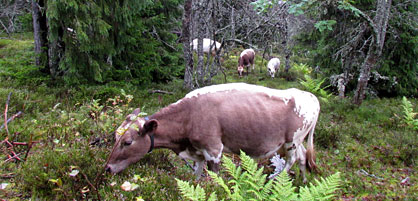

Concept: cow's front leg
[[179, 148, 206, 179], [201, 143, 223, 173], [207, 161, 220, 172]]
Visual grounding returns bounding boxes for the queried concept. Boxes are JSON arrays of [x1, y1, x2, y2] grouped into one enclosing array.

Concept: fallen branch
[[0, 111, 22, 131], [4, 152, 22, 163], [3, 92, 12, 135], [148, 90, 174, 95], [0, 173, 15, 179], [11, 141, 39, 146]]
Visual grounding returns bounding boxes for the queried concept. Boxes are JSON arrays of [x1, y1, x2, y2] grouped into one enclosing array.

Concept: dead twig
[[3, 92, 12, 135], [148, 90, 174, 95], [80, 171, 101, 201], [0, 173, 15, 179], [0, 111, 22, 131]]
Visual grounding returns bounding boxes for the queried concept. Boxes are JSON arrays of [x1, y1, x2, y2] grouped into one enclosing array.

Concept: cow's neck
[[149, 101, 190, 151]]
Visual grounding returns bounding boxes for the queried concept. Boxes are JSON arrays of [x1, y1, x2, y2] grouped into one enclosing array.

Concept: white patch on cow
[[240, 49, 254, 57], [202, 144, 223, 163], [137, 119, 146, 128]]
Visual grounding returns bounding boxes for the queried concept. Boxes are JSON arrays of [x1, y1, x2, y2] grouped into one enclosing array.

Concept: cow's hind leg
[[297, 144, 308, 183], [283, 142, 297, 174]]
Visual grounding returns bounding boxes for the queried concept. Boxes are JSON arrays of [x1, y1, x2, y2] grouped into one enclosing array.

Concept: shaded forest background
[[1, 0, 417, 99]]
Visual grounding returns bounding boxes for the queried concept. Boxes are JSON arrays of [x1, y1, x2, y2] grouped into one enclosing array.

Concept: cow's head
[[267, 64, 276, 78], [237, 66, 244, 77], [105, 108, 158, 174]]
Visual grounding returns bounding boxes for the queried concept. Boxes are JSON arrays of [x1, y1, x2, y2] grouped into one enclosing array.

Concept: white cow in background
[[267, 58, 281, 78], [191, 38, 222, 57]]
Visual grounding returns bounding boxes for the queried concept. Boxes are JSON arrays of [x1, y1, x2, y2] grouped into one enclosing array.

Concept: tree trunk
[[196, 0, 205, 87], [284, 9, 291, 72], [31, 0, 48, 69], [353, 0, 392, 105], [353, 45, 377, 105], [47, 22, 64, 78], [182, 0, 194, 89]]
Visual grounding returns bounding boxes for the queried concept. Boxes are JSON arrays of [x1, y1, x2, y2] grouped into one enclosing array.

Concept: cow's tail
[[306, 120, 318, 172]]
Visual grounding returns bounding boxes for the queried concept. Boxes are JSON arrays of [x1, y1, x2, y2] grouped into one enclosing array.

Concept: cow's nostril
[[105, 166, 111, 173]]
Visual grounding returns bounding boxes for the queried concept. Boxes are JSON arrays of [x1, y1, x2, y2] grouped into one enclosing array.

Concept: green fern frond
[[240, 150, 258, 175], [223, 155, 242, 182], [176, 152, 342, 201], [299, 75, 332, 102], [401, 96, 418, 130], [260, 179, 274, 200], [175, 179, 207, 201], [208, 170, 231, 196], [269, 171, 297, 201], [299, 172, 341, 201], [207, 192, 218, 201]]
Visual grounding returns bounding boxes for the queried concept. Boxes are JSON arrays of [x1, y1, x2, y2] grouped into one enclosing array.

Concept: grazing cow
[[105, 83, 320, 183], [238, 49, 255, 77], [267, 58, 281, 78], [191, 38, 222, 57]]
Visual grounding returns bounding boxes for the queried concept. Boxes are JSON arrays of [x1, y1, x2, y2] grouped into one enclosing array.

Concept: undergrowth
[[177, 151, 341, 201], [0, 34, 417, 200]]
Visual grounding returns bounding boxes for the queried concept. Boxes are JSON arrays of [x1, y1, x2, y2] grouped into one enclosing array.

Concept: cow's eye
[[123, 140, 132, 146]]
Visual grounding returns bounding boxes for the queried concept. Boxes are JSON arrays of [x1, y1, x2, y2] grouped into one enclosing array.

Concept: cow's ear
[[132, 108, 141, 116], [142, 119, 158, 134]]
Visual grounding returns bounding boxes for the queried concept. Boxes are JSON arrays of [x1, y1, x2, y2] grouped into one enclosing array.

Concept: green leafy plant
[[314, 20, 337, 33], [292, 63, 312, 75], [401, 96, 418, 130], [176, 151, 341, 201], [299, 74, 332, 102]]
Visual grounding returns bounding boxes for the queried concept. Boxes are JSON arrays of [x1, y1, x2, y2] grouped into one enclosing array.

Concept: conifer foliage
[[38, 0, 183, 84]]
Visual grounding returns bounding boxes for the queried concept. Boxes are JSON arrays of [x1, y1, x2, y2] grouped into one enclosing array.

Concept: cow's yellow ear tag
[[116, 127, 127, 136], [130, 115, 138, 121], [130, 124, 140, 132]]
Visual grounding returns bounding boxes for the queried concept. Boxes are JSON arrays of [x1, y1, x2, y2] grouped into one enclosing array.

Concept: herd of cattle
[[105, 39, 320, 183], [191, 38, 281, 78]]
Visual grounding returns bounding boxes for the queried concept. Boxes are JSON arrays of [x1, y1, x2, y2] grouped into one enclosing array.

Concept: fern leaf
[[299, 172, 341, 201], [260, 179, 274, 199], [269, 171, 297, 201], [208, 170, 231, 196], [207, 192, 218, 201], [175, 179, 207, 201], [240, 150, 258, 176]]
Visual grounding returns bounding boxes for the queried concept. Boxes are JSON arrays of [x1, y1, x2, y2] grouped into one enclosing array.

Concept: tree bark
[[47, 22, 64, 78], [31, 0, 48, 68], [353, 44, 377, 105], [182, 0, 194, 89], [353, 0, 392, 105], [196, 0, 205, 87]]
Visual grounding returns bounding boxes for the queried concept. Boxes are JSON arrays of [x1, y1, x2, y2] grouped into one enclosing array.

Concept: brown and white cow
[[105, 83, 320, 182], [237, 49, 255, 77]]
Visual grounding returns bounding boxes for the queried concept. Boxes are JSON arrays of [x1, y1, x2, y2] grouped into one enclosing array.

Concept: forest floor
[[0, 34, 417, 200]]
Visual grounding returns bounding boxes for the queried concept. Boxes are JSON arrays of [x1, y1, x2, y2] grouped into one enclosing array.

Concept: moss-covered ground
[[0, 34, 416, 200]]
